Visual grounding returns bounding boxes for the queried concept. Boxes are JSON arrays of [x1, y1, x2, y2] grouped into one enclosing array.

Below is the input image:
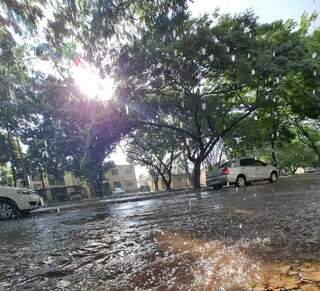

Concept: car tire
[[236, 175, 246, 187], [0, 200, 18, 221], [270, 171, 277, 183]]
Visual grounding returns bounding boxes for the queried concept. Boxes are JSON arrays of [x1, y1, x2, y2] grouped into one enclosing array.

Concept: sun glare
[[71, 62, 115, 101]]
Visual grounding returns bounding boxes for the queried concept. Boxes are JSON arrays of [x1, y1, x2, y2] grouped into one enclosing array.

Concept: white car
[[206, 158, 279, 189], [0, 187, 44, 220], [113, 187, 125, 194]]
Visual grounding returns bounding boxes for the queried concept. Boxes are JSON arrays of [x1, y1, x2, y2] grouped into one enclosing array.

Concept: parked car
[[206, 158, 278, 189], [113, 187, 125, 194], [0, 187, 44, 220]]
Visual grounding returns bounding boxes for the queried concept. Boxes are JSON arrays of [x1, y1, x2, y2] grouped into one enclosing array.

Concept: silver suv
[[206, 158, 278, 189]]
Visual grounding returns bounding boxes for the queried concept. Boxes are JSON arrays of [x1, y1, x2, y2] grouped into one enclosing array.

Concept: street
[[0, 175, 320, 290]]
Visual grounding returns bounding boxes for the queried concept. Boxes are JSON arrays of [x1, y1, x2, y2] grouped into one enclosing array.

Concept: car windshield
[[0, 1, 319, 290]]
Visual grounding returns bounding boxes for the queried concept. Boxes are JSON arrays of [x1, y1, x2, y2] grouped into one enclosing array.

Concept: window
[[220, 161, 235, 168], [240, 159, 255, 166], [113, 181, 122, 188], [111, 169, 119, 176], [254, 160, 266, 166]]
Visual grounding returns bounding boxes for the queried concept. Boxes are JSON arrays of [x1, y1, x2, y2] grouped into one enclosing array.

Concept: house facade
[[103, 165, 138, 193], [137, 169, 207, 192], [28, 164, 138, 202]]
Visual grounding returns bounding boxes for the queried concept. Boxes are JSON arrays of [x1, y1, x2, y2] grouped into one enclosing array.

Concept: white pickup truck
[[0, 187, 44, 220]]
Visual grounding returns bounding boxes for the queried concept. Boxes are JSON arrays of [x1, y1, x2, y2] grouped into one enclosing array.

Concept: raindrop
[[162, 35, 166, 42], [173, 30, 176, 38], [249, 33, 252, 38], [231, 54, 236, 62], [201, 47, 206, 55], [314, 71, 317, 76], [312, 52, 317, 59], [247, 53, 251, 59], [181, 101, 185, 108], [277, 132, 280, 137], [125, 104, 129, 115], [254, 115, 258, 120], [215, 37, 219, 44], [226, 46, 230, 52], [202, 102, 206, 110], [239, 223, 243, 229], [313, 89, 316, 95], [251, 69, 255, 75], [254, 193, 257, 198], [174, 49, 177, 57], [180, 91, 183, 98], [209, 54, 214, 61], [180, 121, 183, 128], [276, 76, 280, 83], [42, 151, 49, 158], [272, 51, 276, 57]]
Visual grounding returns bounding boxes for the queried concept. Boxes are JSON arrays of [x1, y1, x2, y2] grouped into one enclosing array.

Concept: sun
[[71, 61, 115, 101]]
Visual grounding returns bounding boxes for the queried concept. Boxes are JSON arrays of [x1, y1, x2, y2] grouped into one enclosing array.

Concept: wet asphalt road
[[0, 174, 320, 290]]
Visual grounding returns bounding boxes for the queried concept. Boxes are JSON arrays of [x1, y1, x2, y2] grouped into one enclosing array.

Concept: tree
[[126, 125, 181, 191], [293, 120, 320, 165], [277, 140, 318, 174], [0, 27, 34, 186], [115, 11, 312, 193]]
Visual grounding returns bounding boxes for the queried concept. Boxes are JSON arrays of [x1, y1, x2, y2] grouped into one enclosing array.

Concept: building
[[103, 165, 137, 193], [29, 172, 86, 203], [137, 169, 207, 192]]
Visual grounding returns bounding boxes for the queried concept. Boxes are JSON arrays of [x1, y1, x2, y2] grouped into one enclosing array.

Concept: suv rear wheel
[[236, 175, 246, 187], [0, 200, 18, 220]]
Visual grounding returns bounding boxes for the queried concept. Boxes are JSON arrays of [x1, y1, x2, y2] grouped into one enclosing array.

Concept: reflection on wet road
[[0, 175, 320, 290]]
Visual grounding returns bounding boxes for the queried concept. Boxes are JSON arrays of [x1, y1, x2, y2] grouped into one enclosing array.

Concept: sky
[[111, 0, 319, 178]]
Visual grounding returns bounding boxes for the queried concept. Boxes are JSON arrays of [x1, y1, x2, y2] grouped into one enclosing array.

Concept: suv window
[[240, 159, 255, 166], [220, 161, 235, 168], [254, 160, 266, 166]]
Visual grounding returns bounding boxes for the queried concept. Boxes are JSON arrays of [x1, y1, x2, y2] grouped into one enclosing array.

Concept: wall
[[105, 165, 138, 192]]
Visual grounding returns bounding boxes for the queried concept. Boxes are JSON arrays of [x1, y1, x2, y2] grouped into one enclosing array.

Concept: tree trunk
[[153, 178, 159, 192], [271, 137, 277, 167], [40, 169, 46, 189], [16, 137, 29, 187], [192, 160, 201, 194], [160, 174, 171, 192], [149, 169, 160, 192], [6, 132, 17, 187], [316, 151, 320, 167], [182, 153, 192, 187], [10, 163, 17, 187]]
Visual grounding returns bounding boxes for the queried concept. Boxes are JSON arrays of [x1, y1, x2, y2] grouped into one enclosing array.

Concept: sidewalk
[[32, 189, 194, 215]]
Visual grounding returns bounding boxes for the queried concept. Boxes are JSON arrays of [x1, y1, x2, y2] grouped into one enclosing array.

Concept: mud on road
[[0, 174, 320, 290]]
